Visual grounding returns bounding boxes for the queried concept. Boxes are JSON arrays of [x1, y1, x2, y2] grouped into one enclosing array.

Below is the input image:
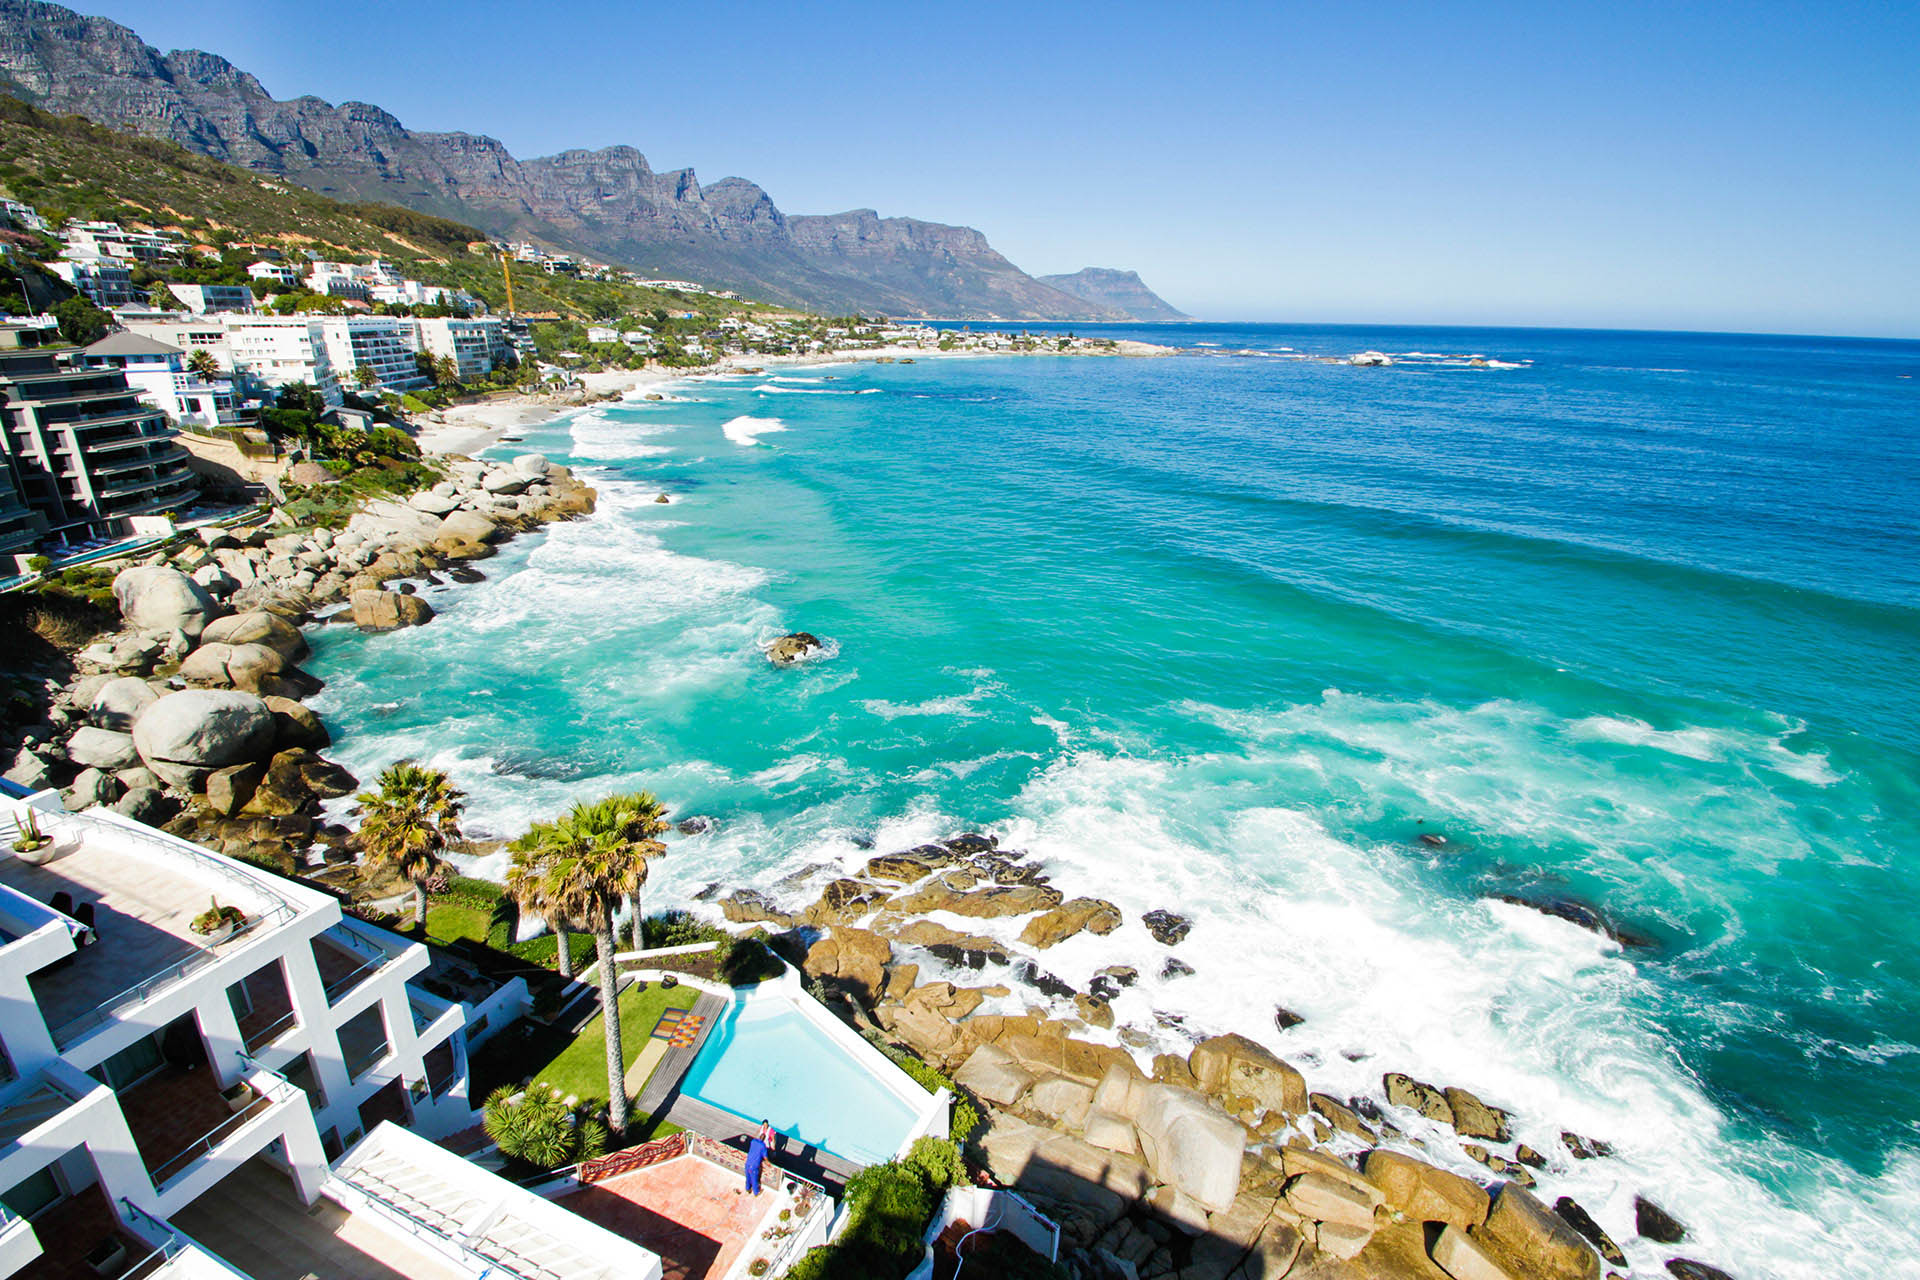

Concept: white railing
[[147, 1067, 300, 1192]]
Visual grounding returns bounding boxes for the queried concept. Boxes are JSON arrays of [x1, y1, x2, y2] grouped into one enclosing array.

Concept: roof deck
[[0, 809, 307, 1046]]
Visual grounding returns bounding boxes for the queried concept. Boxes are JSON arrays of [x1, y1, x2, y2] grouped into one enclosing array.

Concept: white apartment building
[[61, 223, 180, 265], [219, 316, 340, 403], [0, 202, 46, 234], [313, 316, 427, 392], [0, 788, 483, 1277], [413, 317, 508, 382], [79, 334, 255, 434]]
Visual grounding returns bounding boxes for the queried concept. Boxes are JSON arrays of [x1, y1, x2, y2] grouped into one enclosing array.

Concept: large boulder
[[1189, 1034, 1308, 1117], [113, 566, 218, 639], [351, 589, 434, 631], [348, 499, 445, 542], [65, 766, 121, 810], [1385, 1072, 1455, 1125], [1019, 897, 1124, 949], [1445, 1086, 1512, 1142], [199, 611, 309, 663], [1361, 1150, 1491, 1231], [1471, 1184, 1601, 1280], [802, 926, 891, 1004], [766, 632, 824, 665], [978, 1115, 1151, 1226], [89, 677, 159, 731], [131, 690, 277, 790], [439, 510, 501, 545], [3, 749, 52, 790], [261, 696, 330, 750], [514, 453, 551, 475], [1431, 1225, 1520, 1280], [955, 1044, 1038, 1107], [888, 881, 1064, 919], [178, 641, 318, 697], [408, 489, 461, 516], [1130, 1083, 1246, 1213], [64, 726, 141, 771]]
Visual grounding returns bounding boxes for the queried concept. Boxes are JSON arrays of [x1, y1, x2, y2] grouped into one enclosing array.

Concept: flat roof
[[0, 809, 304, 1043]]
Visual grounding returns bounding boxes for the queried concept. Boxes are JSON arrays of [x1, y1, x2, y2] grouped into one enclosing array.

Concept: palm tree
[[536, 794, 666, 1136], [608, 792, 669, 951], [506, 824, 577, 979], [186, 349, 221, 382], [353, 762, 464, 931]]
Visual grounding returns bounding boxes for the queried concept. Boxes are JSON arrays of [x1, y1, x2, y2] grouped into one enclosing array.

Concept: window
[[90, 1033, 164, 1090], [2, 1166, 62, 1219]]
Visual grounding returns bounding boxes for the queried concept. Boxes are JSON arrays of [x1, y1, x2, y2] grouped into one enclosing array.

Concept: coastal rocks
[[514, 454, 551, 476], [766, 632, 825, 665], [864, 852, 938, 883], [88, 677, 157, 731], [1140, 909, 1191, 945], [888, 881, 1063, 919], [284, 461, 334, 485], [1553, 1197, 1628, 1268], [719, 889, 794, 928], [179, 641, 320, 697], [802, 926, 891, 1004], [1635, 1195, 1688, 1244], [1430, 1225, 1516, 1280], [1562, 1131, 1614, 1160], [1494, 893, 1655, 949], [3, 749, 53, 790], [408, 490, 461, 517], [205, 761, 264, 816], [481, 468, 532, 494], [261, 696, 329, 751], [350, 589, 434, 631], [1665, 1260, 1735, 1280], [1131, 1083, 1246, 1212], [1189, 1034, 1308, 1117], [1360, 1150, 1489, 1231], [247, 749, 356, 817], [64, 726, 141, 772], [1446, 1086, 1513, 1142], [1384, 1072, 1455, 1124], [1473, 1184, 1601, 1280], [884, 919, 1009, 967], [1349, 351, 1394, 366], [439, 510, 501, 545], [112, 566, 219, 639], [131, 689, 276, 784], [1019, 897, 1123, 949], [956, 1044, 1038, 1107], [348, 499, 445, 543], [198, 611, 309, 662]]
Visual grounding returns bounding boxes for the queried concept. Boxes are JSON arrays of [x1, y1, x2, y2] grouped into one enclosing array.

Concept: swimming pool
[[680, 988, 927, 1165]]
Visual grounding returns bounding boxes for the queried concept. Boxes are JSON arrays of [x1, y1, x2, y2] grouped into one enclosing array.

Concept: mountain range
[[0, 0, 1191, 323]]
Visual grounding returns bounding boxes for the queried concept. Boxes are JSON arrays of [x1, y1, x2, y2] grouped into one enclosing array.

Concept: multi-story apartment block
[[313, 317, 427, 392], [0, 465, 44, 558], [413, 317, 508, 382], [47, 258, 140, 309], [0, 323, 197, 541], [0, 786, 483, 1278], [217, 317, 340, 404], [165, 286, 255, 316], [79, 335, 257, 435], [60, 223, 180, 266]]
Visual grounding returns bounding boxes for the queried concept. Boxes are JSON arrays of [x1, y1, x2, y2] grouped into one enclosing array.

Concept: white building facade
[[413, 317, 509, 382], [0, 789, 477, 1277], [314, 316, 427, 392]]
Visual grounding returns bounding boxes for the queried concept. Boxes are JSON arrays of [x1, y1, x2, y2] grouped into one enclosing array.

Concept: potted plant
[[191, 897, 247, 942], [221, 1080, 256, 1113], [10, 808, 50, 857]]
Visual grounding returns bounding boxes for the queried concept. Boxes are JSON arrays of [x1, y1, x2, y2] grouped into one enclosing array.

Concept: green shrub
[[481, 1084, 607, 1172], [785, 1157, 941, 1280], [642, 909, 728, 949], [716, 930, 786, 986], [876, 1043, 980, 1145], [903, 1137, 965, 1191]]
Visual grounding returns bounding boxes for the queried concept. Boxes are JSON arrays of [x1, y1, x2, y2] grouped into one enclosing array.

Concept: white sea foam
[[722, 415, 786, 446]]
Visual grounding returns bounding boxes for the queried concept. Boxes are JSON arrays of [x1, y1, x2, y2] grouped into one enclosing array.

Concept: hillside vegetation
[[0, 97, 788, 325]]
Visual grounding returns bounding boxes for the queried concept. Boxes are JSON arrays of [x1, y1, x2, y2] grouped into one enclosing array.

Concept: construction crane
[[499, 248, 517, 317]]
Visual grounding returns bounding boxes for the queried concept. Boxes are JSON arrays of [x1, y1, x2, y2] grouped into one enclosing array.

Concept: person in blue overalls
[[744, 1122, 769, 1195]]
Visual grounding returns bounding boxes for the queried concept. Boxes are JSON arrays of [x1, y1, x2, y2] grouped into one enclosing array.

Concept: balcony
[[126, 1061, 300, 1196], [91, 447, 189, 478], [0, 1072, 82, 1151], [0, 810, 300, 1049], [316, 918, 414, 1006]]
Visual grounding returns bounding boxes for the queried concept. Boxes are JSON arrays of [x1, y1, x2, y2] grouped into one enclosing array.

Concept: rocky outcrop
[[1472, 1184, 1601, 1280], [802, 926, 891, 1004], [1190, 1033, 1308, 1118], [1360, 1150, 1490, 1231], [198, 610, 309, 662], [1141, 909, 1191, 945], [350, 589, 434, 631], [112, 565, 218, 638], [765, 632, 824, 665], [1019, 897, 1122, 949], [130, 689, 276, 789]]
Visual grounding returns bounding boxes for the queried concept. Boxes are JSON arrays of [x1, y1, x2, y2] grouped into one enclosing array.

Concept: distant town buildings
[[166, 284, 255, 314]]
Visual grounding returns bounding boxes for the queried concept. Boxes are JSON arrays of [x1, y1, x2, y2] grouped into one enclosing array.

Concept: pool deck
[[635, 990, 861, 1192]]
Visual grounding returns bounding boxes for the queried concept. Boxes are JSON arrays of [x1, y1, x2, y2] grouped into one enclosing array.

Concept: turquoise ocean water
[[307, 325, 1920, 1276]]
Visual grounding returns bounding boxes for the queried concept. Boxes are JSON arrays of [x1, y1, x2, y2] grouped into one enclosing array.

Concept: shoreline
[[412, 339, 1172, 458]]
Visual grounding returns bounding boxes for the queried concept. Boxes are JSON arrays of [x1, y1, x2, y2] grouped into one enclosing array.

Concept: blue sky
[[83, 0, 1920, 335]]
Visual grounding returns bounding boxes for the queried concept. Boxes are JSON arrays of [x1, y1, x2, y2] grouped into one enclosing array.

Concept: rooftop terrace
[[0, 809, 304, 1045]]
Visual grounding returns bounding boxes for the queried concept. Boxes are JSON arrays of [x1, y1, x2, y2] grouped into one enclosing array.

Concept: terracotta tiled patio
[[5, 1185, 145, 1280], [121, 1064, 270, 1186], [558, 1154, 779, 1280]]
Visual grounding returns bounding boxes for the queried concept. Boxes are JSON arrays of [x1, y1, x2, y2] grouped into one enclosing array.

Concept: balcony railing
[[0, 1071, 82, 1150], [147, 1067, 300, 1192]]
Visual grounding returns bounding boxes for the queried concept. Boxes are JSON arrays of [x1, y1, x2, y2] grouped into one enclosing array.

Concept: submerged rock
[[1495, 892, 1658, 949], [1141, 909, 1191, 946], [1554, 1196, 1628, 1268], [1666, 1261, 1735, 1280], [766, 631, 825, 665], [1636, 1196, 1688, 1243]]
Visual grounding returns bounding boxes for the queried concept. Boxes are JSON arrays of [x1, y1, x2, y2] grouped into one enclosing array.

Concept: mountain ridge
[[0, 0, 1182, 321], [1038, 268, 1194, 322]]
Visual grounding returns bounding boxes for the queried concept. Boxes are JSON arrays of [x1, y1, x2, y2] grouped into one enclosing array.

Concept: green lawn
[[424, 901, 596, 972], [533, 981, 699, 1134]]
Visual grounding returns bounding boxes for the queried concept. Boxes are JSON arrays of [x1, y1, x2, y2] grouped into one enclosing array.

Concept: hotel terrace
[[0, 783, 929, 1280]]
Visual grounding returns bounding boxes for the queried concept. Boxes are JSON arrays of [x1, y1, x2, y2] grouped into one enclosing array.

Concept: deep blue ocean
[[308, 324, 1920, 1277]]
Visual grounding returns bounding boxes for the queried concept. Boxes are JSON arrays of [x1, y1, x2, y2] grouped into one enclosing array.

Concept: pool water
[[681, 994, 923, 1165]]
